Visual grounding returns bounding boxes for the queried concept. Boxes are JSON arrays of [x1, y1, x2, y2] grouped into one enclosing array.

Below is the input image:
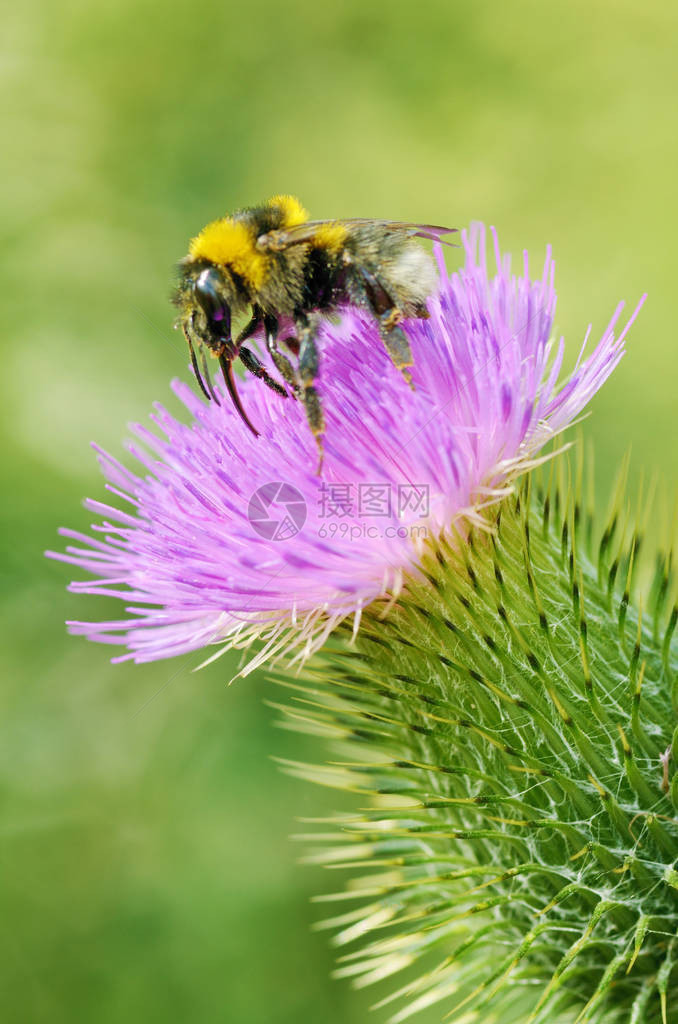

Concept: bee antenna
[[200, 347, 221, 406], [183, 325, 212, 402], [219, 354, 260, 438]]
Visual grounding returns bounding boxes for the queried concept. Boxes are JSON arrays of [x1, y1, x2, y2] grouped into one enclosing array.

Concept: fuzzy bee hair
[[173, 195, 456, 469]]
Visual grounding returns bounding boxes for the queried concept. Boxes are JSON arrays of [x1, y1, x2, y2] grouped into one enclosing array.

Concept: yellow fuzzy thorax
[[267, 194, 308, 226], [187, 195, 310, 289], [188, 218, 266, 287], [314, 221, 349, 251]]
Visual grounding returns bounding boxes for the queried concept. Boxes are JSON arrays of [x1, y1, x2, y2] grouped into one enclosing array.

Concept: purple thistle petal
[[47, 223, 646, 668]]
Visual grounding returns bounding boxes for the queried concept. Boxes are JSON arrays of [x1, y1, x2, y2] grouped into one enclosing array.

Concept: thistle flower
[[49, 225, 641, 668], [50, 225, 678, 1023]]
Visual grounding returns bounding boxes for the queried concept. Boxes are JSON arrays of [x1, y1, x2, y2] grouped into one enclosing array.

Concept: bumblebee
[[173, 195, 455, 467]]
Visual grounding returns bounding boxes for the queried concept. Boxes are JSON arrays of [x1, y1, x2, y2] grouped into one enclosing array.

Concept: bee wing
[[256, 219, 458, 252], [344, 219, 459, 245]]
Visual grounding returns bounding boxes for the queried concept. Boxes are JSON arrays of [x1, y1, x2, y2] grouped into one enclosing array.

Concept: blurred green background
[[2, 1, 676, 1021]]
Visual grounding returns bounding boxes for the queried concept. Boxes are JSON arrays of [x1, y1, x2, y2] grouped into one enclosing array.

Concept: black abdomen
[[301, 247, 344, 312]]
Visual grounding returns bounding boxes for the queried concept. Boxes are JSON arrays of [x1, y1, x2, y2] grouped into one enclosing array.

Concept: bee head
[[186, 266, 234, 357], [175, 262, 260, 435]]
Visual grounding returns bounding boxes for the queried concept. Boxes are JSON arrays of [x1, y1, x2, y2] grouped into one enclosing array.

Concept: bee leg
[[378, 319, 415, 389], [296, 313, 326, 474], [233, 308, 289, 394], [354, 267, 415, 388], [200, 346, 222, 404], [264, 314, 301, 398], [282, 336, 300, 357], [238, 345, 288, 398], [182, 320, 213, 402], [218, 354, 260, 437], [234, 310, 262, 347]]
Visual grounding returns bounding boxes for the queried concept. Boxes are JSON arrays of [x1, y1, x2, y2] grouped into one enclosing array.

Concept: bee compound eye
[[194, 268, 228, 324]]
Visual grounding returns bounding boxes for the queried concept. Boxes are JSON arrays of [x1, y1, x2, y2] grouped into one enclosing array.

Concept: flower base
[[275, 457, 678, 1024]]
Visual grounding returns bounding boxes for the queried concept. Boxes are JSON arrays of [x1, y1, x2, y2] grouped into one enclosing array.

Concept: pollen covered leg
[[296, 313, 325, 474], [239, 346, 288, 398], [264, 315, 301, 398], [353, 266, 414, 387], [378, 319, 414, 388]]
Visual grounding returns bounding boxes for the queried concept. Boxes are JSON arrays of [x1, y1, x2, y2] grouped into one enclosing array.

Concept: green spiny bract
[[273, 456, 678, 1024]]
